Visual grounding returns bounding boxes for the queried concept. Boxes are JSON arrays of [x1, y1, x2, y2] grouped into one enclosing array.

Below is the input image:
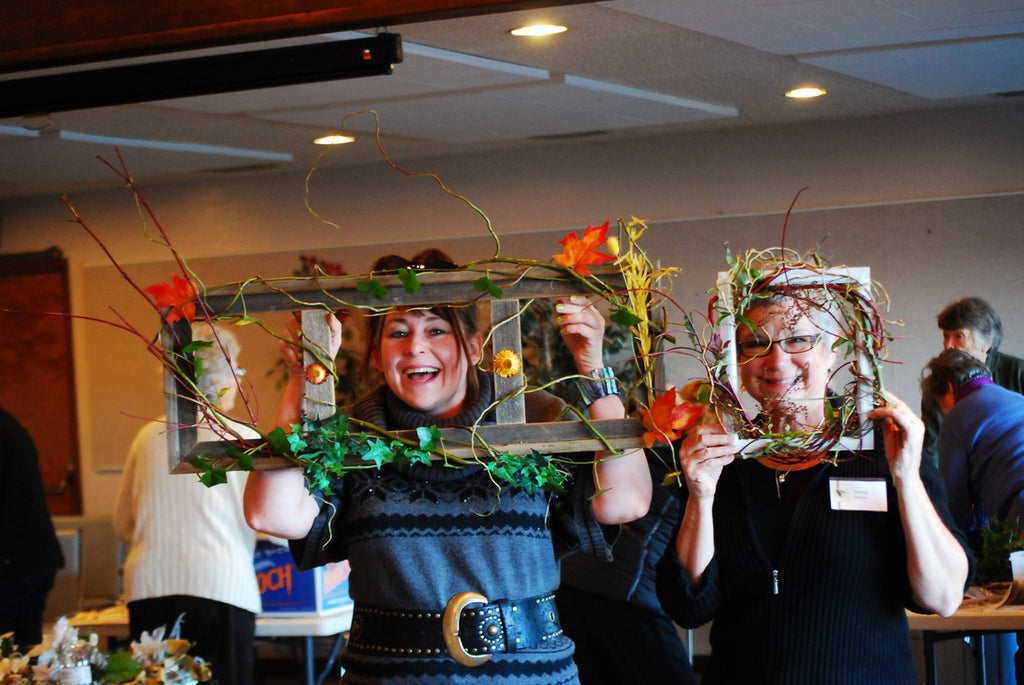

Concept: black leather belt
[[347, 591, 563, 667]]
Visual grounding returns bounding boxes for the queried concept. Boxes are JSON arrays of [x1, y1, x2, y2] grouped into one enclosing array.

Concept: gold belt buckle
[[443, 591, 492, 667]]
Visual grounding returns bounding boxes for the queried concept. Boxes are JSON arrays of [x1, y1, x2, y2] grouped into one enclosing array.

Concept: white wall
[[1, 102, 1022, 514]]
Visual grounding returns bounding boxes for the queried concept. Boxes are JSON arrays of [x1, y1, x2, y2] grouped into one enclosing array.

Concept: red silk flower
[[144, 273, 197, 323], [639, 388, 704, 448], [552, 221, 616, 277]]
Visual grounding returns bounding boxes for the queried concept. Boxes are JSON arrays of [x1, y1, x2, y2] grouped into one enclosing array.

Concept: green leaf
[[237, 452, 255, 471], [199, 466, 228, 487], [416, 425, 441, 451], [485, 460, 515, 483], [398, 267, 421, 294], [472, 276, 503, 298], [610, 307, 643, 327], [361, 438, 394, 468], [104, 650, 145, 682], [357, 278, 389, 300], [735, 313, 755, 336], [404, 449, 432, 466], [183, 340, 214, 354], [267, 426, 293, 455], [224, 444, 256, 471], [188, 456, 212, 471], [977, 519, 1024, 584]]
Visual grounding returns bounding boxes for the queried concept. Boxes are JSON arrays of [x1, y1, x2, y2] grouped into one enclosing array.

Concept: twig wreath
[[51, 112, 896, 498], [694, 247, 893, 465]]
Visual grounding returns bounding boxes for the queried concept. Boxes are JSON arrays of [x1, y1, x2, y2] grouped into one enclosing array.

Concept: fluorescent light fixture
[[786, 87, 827, 99], [314, 134, 356, 145], [58, 129, 294, 161], [565, 75, 739, 117], [0, 125, 41, 138], [510, 24, 568, 37]]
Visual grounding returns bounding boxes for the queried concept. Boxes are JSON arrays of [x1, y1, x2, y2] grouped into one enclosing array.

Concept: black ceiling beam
[[0, 33, 402, 119]]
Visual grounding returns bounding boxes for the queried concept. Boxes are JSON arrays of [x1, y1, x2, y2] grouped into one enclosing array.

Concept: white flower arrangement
[[0, 617, 210, 685]]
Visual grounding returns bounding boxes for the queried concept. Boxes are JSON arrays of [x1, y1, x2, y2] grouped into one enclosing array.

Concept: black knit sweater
[[655, 448, 970, 685]]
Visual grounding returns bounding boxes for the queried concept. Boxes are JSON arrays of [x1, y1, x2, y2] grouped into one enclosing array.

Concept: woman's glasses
[[737, 334, 822, 359]]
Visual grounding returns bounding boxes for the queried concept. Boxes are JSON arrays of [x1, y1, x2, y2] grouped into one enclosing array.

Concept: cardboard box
[[254, 541, 352, 616]]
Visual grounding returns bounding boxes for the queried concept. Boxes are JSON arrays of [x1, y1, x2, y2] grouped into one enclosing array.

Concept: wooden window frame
[[163, 264, 646, 472]]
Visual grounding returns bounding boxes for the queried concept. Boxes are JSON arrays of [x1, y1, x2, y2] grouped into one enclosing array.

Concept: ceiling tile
[[259, 76, 736, 143], [606, 0, 1024, 54], [801, 36, 1024, 98]]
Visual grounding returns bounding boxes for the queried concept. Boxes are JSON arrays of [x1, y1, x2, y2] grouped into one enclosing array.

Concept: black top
[[0, 407, 64, 578], [656, 446, 971, 685]]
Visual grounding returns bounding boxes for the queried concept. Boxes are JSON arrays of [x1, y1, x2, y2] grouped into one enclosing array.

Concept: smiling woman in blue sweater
[[656, 288, 971, 685], [243, 249, 651, 684]]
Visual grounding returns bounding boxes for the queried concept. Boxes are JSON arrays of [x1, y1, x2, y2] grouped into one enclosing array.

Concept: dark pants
[[0, 568, 57, 647], [556, 585, 697, 685], [128, 595, 255, 685]]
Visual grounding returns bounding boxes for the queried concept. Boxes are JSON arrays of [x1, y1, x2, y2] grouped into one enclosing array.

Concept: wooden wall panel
[[0, 250, 82, 515]]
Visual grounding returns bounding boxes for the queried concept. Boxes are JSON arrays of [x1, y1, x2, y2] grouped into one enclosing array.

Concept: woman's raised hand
[[554, 296, 606, 374], [867, 391, 924, 480], [280, 311, 344, 373], [678, 424, 739, 499]]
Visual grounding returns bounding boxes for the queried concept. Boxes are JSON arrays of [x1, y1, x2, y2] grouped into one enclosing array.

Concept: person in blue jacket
[[921, 297, 1024, 465], [923, 347, 1024, 685]]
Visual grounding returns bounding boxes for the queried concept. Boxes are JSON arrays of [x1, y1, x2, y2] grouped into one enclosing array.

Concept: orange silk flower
[[144, 273, 197, 323], [552, 221, 616, 277], [639, 388, 704, 447]]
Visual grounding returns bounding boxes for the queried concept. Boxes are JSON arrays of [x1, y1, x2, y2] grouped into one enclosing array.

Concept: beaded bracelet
[[576, 367, 621, 406]]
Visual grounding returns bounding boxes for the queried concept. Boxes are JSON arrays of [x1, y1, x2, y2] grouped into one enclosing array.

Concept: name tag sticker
[[829, 478, 888, 512]]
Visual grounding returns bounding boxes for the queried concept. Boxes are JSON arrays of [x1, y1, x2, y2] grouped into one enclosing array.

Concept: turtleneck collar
[[354, 369, 493, 430], [955, 376, 994, 403], [348, 369, 495, 481]]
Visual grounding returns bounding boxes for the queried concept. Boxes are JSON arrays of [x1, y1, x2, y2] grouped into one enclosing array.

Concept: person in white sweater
[[114, 323, 261, 685]]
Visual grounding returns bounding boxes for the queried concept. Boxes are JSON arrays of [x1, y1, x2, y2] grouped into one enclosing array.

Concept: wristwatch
[[576, 367, 621, 406]]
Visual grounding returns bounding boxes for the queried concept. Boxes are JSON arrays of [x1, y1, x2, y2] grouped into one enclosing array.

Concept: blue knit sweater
[[290, 375, 612, 684]]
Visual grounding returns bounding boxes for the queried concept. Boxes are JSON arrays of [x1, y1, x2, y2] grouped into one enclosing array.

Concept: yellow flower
[[306, 362, 330, 385], [492, 349, 523, 378]]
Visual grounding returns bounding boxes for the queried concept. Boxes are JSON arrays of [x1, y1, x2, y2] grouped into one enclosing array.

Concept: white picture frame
[[715, 265, 876, 455]]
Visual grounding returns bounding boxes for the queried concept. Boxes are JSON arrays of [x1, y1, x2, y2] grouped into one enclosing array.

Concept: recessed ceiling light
[[510, 24, 567, 37], [314, 134, 355, 145], [785, 87, 827, 99]]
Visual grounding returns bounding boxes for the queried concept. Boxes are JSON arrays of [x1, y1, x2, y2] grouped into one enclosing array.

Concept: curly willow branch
[[302, 109, 501, 259], [705, 247, 895, 463]]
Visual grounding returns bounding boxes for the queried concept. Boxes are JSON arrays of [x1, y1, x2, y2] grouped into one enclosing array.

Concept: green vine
[[275, 413, 570, 498]]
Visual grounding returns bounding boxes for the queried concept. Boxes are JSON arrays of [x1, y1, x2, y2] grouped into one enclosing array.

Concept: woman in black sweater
[[656, 285, 970, 684]]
